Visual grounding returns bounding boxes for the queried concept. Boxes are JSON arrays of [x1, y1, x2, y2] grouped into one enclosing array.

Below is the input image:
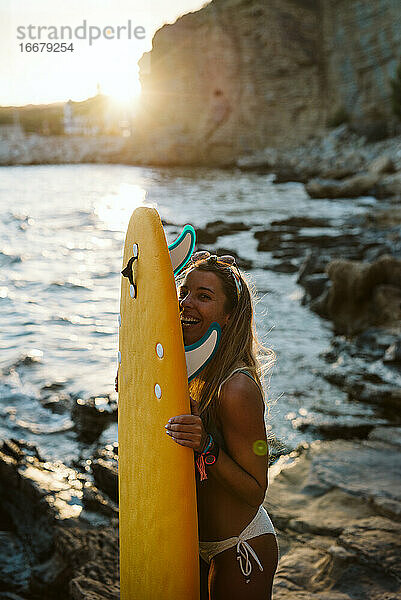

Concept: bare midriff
[[196, 470, 261, 542]]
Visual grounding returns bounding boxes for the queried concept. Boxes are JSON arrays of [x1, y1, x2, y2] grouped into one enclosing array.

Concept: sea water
[[0, 163, 374, 464]]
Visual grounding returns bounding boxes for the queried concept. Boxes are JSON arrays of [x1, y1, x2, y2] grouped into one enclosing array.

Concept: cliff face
[[321, 1, 401, 127], [134, 0, 401, 166]]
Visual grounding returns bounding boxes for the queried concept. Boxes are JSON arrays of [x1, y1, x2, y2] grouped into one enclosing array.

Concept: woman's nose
[[180, 292, 192, 308]]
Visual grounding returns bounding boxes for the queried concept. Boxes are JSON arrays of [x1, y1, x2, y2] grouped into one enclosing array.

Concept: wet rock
[[305, 172, 379, 199], [40, 392, 72, 414], [270, 216, 332, 229], [319, 165, 357, 180], [57, 526, 119, 600], [361, 206, 401, 229], [319, 336, 401, 415], [71, 395, 117, 443], [269, 439, 401, 598], [302, 274, 330, 301], [82, 485, 118, 518], [292, 418, 377, 441], [91, 457, 118, 505], [196, 220, 249, 245], [273, 165, 309, 184], [309, 288, 331, 319], [254, 229, 285, 252], [353, 328, 400, 360], [41, 379, 68, 392], [297, 250, 328, 284], [2, 438, 42, 461], [0, 531, 31, 593], [323, 254, 401, 335], [338, 517, 401, 580], [0, 439, 117, 598]]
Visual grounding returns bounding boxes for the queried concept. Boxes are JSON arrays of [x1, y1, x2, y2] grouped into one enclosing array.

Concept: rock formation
[[324, 254, 401, 335], [268, 435, 401, 599], [134, 0, 401, 165]]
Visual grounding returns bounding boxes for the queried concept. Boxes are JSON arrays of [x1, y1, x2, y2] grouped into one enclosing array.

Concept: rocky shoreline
[[1, 125, 400, 598]]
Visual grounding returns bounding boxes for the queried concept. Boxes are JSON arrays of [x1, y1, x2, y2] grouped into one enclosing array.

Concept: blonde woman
[[165, 252, 279, 600]]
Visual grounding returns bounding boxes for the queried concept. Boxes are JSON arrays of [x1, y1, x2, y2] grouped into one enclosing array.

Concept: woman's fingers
[[165, 414, 206, 452], [168, 415, 199, 424]]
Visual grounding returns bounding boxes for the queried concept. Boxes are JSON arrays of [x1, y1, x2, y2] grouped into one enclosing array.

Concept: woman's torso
[[196, 368, 266, 542]]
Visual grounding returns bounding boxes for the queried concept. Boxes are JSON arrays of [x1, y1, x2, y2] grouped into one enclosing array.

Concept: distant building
[[63, 99, 101, 136], [63, 94, 133, 137]]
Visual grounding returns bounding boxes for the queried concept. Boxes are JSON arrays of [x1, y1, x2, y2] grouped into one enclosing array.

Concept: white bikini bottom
[[199, 505, 276, 583]]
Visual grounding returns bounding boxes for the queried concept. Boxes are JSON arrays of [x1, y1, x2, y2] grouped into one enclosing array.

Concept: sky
[[0, 0, 210, 106]]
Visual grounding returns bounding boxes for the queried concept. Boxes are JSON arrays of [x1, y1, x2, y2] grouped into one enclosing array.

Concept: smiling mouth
[[180, 316, 201, 328]]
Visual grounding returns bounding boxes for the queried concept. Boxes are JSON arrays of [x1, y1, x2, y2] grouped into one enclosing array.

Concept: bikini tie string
[[236, 539, 264, 583]]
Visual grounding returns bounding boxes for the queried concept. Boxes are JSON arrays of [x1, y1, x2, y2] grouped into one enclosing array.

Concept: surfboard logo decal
[[185, 323, 221, 382], [168, 224, 196, 275]]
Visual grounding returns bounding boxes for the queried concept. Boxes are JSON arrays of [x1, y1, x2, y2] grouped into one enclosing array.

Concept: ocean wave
[[0, 250, 22, 264], [4, 350, 43, 372], [48, 281, 92, 291], [14, 418, 75, 435]]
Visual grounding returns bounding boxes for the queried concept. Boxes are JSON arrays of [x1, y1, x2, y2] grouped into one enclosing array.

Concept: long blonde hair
[[178, 258, 276, 430]]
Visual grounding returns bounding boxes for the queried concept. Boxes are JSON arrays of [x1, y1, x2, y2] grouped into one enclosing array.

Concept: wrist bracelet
[[195, 433, 220, 482], [201, 434, 213, 454]]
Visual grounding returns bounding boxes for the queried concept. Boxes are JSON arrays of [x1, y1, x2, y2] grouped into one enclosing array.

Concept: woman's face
[[179, 269, 231, 346]]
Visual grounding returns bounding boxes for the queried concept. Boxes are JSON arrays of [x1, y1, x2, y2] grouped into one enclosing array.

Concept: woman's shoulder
[[218, 367, 265, 418]]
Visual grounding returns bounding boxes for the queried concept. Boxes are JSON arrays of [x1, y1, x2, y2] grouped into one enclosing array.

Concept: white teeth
[[181, 316, 200, 325]]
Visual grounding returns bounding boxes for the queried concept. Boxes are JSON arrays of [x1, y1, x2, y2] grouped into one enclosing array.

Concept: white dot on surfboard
[[118, 315, 121, 327], [118, 351, 121, 364], [132, 243, 138, 258], [130, 285, 135, 298], [156, 343, 164, 358], [154, 384, 162, 399]]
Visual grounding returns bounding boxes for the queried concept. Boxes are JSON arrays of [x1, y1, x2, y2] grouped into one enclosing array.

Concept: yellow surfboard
[[118, 207, 200, 600]]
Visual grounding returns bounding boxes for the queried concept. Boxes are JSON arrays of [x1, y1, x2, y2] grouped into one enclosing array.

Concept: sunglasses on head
[[190, 251, 242, 298]]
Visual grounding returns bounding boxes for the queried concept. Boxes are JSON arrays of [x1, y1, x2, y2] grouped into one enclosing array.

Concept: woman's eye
[[200, 294, 210, 300]]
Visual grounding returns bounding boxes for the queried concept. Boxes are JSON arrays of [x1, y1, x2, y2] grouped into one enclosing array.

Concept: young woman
[[165, 251, 279, 600]]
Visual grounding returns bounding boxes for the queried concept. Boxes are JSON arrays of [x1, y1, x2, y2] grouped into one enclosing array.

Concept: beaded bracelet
[[195, 433, 220, 481]]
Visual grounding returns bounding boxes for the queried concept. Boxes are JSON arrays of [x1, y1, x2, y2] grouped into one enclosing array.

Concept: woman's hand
[[165, 396, 208, 453]]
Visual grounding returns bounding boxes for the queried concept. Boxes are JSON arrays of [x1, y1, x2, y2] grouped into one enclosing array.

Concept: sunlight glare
[[95, 183, 147, 232]]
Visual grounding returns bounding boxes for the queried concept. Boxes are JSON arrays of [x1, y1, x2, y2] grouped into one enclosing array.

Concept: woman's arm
[[207, 374, 269, 508], [165, 374, 268, 508]]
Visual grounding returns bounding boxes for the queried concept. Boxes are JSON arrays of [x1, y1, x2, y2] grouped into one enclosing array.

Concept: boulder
[[324, 255, 401, 335]]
